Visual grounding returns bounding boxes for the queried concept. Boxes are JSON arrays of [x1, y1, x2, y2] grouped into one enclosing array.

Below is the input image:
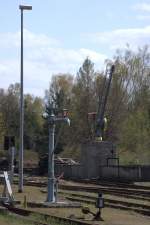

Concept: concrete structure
[[55, 164, 84, 179], [54, 164, 150, 182], [54, 141, 150, 182], [99, 165, 150, 181], [80, 141, 116, 179]]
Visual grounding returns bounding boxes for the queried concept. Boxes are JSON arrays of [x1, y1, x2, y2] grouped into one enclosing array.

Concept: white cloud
[[136, 15, 150, 20], [0, 30, 107, 96], [0, 29, 60, 49], [88, 26, 150, 50], [132, 2, 150, 21], [133, 3, 150, 12], [26, 47, 106, 69]]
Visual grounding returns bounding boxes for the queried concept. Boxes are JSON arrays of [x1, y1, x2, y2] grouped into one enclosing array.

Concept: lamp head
[[19, 5, 32, 10], [42, 112, 49, 119]]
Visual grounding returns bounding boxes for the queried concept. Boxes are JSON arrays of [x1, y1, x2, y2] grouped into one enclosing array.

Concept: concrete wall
[[55, 164, 84, 179], [80, 141, 116, 179], [99, 165, 150, 181], [55, 164, 150, 182], [44, 140, 150, 182], [140, 166, 150, 181]]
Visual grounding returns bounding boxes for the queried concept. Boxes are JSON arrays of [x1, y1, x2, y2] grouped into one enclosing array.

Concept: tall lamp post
[[18, 5, 32, 193]]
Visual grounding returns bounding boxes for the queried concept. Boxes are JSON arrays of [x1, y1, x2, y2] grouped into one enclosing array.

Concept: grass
[[0, 184, 150, 225], [0, 150, 8, 159], [0, 211, 34, 225], [0, 149, 39, 170], [0, 211, 76, 225], [20, 149, 39, 166]]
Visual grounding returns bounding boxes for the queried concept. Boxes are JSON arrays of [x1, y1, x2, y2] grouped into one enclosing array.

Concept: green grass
[[0, 149, 39, 166], [0, 212, 34, 225], [0, 150, 8, 158], [23, 149, 39, 166], [0, 211, 77, 225]]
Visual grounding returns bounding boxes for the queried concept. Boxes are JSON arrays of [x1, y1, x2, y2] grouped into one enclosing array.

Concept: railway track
[[59, 184, 150, 201], [21, 178, 150, 202], [22, 178, 150, 194], [1, 178, 149, 224], [1, 204, 92, 225], [13, 178, 150, 217], [59, 190, 150, 217], [80, 179, 150, 191]]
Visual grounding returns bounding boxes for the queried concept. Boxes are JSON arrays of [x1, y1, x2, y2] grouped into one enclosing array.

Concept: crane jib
[[95, 64, 115, 139]]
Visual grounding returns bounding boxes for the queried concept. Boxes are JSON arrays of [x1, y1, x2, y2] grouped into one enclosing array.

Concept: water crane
[[95, 64, 115, 140], [88, 64, 115, 141]]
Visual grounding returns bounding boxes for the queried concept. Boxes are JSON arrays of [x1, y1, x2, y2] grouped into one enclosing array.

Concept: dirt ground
[[0, 184, 150, 225]]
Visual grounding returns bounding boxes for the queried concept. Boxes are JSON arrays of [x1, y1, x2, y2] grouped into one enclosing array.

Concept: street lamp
[[18, 5, 32, 193]]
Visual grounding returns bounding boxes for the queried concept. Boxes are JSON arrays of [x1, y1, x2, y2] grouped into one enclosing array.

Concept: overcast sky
[[0, 0, 150, 96]]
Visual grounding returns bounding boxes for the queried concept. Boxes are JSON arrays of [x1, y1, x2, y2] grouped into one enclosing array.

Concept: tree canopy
[[0, 47, 150, 164]]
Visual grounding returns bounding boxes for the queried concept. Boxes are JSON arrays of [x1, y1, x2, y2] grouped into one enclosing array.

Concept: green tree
[[24, 94, 44, 150], [44, 73, 73, 155], [71, 58, 96, 143], [116, 46, 150, 164], [0, 84, 20, 141]]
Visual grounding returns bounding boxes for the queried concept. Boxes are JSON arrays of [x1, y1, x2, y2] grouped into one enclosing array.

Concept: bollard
[[94, 192, 104, 221], [23, 195, 27, 208]]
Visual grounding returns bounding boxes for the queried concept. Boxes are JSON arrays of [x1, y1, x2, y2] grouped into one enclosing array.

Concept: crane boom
[[95, 65, 115, 139]]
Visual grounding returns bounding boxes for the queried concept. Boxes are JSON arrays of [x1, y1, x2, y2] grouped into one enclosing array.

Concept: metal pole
[[10, 147, 15, 184], [18, 5, 32, 192], [45, 108, 70, 203], [18, 8, 24, 192], [47, 115, 55, 202]]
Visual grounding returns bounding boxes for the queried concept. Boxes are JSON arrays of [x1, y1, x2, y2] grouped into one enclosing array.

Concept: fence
[[98, 165, 150, 181], [55, 164, 150, 182]]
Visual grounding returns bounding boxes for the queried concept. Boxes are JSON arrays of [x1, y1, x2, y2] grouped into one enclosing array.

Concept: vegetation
[[0, 46, 150, 164], [0, 211, 74, 225], [0, 212, 34, 225]]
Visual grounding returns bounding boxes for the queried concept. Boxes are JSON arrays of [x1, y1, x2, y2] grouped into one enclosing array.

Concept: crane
[[95, 64, 115, 140]]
